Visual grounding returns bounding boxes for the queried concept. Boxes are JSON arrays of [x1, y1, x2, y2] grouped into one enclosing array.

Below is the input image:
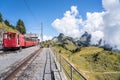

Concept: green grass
[[52, 46, 120, 80], [64, 40, 77, 51], [52, 46, 84, 80], [0, 22, 19, 33]]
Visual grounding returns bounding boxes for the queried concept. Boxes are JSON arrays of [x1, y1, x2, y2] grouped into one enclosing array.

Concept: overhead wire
[[1, 0, 40, 33], [23, 0, 42, 40], [23, 0, 39, 24]]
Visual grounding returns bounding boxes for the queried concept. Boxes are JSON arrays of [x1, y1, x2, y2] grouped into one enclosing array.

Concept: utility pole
[[41, 22, 43, 42]]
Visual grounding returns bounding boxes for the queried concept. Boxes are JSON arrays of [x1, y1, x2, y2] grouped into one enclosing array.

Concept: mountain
[[52, 33, 78, 52], [75, 31, 91, 46], [51, 32, 93, 53], [50, 33, 120, 80], [51, 32, 119, 53], [51, 34, 120, 80]]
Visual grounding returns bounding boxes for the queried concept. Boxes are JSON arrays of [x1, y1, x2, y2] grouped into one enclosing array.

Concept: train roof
[[3, 32, 38, 38], [24, 34, 39, 38], [3, 32, 18, 34], [3, 32, 24, 36]]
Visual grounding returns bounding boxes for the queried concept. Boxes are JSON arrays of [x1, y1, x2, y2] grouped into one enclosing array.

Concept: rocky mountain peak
[[58, 33, 64, 38]]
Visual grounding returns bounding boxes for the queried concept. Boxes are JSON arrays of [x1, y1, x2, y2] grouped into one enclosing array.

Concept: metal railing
[[54, 50, 88, 80]]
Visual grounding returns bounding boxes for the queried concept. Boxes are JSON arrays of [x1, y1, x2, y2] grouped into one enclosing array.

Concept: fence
[[54, 50, 88, 80]]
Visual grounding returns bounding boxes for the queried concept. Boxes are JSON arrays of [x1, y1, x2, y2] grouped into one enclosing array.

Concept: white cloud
[[83, 12, 104, 33], [52, 6, 82, 38], [43, 35, 53, 41], [52, 5, 104, 44], [52, 0, 120, 50], [102, 0, 120, 50], [102, 0, 120, 11], [90, 31, 104, 45], [82, 12, 105, 44]]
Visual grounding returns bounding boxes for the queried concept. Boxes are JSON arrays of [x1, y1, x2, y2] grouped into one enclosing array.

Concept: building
[[24, 33, 39, 42]]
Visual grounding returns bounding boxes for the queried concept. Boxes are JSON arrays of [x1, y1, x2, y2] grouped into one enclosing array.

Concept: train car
[[24, 37, 38, 47], [24, 33, 38, 47], [3, 32, 25, 50], [3, 32, 38, 50]]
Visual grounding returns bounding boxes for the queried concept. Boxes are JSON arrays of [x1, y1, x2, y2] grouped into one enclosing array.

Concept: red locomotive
[[3, 32, 38, 50]]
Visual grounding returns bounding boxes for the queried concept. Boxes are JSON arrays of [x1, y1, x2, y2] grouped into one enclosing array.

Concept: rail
[[0, 49, 41, 80], [54, 50, 88, 80]]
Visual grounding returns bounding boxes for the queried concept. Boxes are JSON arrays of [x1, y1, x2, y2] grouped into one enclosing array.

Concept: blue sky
[[0, 0, 103, 38]]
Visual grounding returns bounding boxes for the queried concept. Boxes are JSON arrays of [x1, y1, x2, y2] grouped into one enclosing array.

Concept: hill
[[0, 23, 19, 33], [53, 45, 120, 80], [48, 33, 120, 80], [0, 22, 19, 42], [52, 33, 79, 53]]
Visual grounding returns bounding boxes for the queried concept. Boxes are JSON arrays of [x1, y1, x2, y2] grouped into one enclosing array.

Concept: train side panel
[[25, 41, 34, 47], [3, 32, 25, 49], [3, 32, 20, 48], [18, 34, 25, 47]]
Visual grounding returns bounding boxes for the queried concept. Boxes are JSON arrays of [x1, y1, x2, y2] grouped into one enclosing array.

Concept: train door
[[3, 33, 8, 47], [17, 34, 20, 46]]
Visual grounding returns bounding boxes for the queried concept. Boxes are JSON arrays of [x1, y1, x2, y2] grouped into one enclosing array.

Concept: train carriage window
[[8, 34, 10, 39], [18, 35, 20, 45], [3, 34, 8, 39]]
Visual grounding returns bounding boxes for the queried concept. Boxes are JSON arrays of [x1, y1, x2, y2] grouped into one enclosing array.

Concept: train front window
[[10, 34, 15, 38], [3, 33, 15, 39]]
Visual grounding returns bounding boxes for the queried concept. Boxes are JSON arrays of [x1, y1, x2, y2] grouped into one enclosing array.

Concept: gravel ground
[[15, 48, 67, 80], [0, 46, 40, 73], [0, 43, 3, 53], [0, 51, 2, 53]]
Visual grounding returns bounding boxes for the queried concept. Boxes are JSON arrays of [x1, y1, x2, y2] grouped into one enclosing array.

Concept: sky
[[0, 0, 120, 50], [0, 0, 103, 40], [52, 0, 120, 50]]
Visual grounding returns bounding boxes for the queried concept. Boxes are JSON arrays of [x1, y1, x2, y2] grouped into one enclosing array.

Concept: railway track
[[16, 48, 57, 80], [0, 48, 41, 80], [0, 48, 28, 56], [0, 48, 67, 80], [0, 50, 18, 55], [0, 47, 31, 55], [42, 49, 55, 80]]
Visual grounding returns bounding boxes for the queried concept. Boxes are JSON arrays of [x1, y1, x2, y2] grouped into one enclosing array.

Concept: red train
[[3, 32, 38, 50]]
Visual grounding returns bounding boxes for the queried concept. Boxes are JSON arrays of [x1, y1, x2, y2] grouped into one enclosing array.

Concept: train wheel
[[3, 48, 7, 52]]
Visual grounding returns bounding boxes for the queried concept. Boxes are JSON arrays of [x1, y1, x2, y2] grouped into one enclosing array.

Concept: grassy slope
[[53, 46, 120, 80], [64, 40, 77, 51], [0, 23, 19, 33]]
